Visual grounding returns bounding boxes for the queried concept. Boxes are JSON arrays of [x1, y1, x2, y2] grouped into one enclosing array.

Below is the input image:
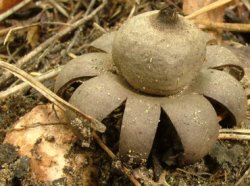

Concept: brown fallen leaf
[[183, 0, 231, 23], [26, 25, 40, 48], [0, 0, 23, 13]]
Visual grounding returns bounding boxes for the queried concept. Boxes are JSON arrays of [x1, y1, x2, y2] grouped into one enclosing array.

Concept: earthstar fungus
[[55, 8, 247, 166]]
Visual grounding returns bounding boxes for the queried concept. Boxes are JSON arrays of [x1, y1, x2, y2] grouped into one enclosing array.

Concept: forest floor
[[0, 0, 250, 185]]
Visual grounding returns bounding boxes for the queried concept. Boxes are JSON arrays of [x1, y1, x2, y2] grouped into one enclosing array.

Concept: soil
[[0, 94, 249, 185], [0, 0, 250, 186]]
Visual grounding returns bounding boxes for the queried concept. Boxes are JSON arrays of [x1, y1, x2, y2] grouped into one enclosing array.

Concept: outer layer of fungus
[[204, 45, 244, 80], [54, 9, 247, 166]]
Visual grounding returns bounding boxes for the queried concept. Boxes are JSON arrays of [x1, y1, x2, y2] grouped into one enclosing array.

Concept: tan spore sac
[[4, 104, 97, 185], [112, 10, 206, 96]]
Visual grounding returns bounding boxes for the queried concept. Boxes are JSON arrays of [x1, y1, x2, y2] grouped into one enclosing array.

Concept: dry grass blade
[[219, 128, 250, 134], [48, 0, 69, 17], [0, 60, 106, 133], [186, 0, 233, 20], [195, 21, 250, 32], [219, 128, 250, 140], [218, 134, 250, 140]]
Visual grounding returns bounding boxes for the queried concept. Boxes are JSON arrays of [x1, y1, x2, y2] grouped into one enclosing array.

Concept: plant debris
[[0, 0, 250, 185]]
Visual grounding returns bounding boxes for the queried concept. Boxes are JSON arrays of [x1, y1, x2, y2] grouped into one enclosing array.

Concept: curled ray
[[54, 53, 114, 95], [204, 45, 244, 80], [119, 96, 161, 164], [67, 73, 128, 121], [90, 31, 116, 53], [161, 94, 219, 164], [190, 69, 247, 127], [225, 44, 250, 68]]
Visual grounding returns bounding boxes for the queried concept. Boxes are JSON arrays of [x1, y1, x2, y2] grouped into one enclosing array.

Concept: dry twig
[[84, 0, 96, 16], [66, 27, 83, 53], [195, 21, 250, 32], [66, 0, 96, 56], [219, 128, 250, 134], [70, 1, 82, 17], [219, 128, 250, 140], [218, 134, 250, 140], [0, 66, 62, 99], [48, 0, 69, 18]]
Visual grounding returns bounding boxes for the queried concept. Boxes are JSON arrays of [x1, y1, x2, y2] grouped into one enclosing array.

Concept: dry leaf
[[183, 0, 230, 22], [0, 0, 23, 13], [26, 25, 40, 48]]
